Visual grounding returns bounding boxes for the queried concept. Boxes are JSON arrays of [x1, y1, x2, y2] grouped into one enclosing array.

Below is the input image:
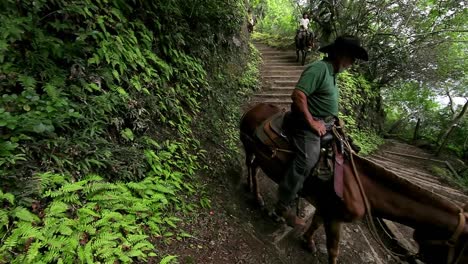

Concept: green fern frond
[[126, 234, 148, 244], [59, 183, 85, 194], [0, 210, 9, 230], [0, 191, 15, 205], [58, 224, 73, 236], [95, 211, 123, 226], [91, 235, 119, 250], [77, 245, 86, 263], [42, 249, 61, 263], [61, 193, 81, 204], [1, 230, 20, 250], [126, 249, 145, 258], [117, 250, 133, 263], [83, 182, 119, 196], [39, 173, 67, 191], [77, 207, 101, 218], [132, 241, 154, 251], [159, 255, 177, 264], [16, 222, 43, 240], [25, 241, 42, 263], [45, 201, 69, 217], [84, 242, 94, 263], [13, 207, 40, 223], [84, 174, 104, 183]]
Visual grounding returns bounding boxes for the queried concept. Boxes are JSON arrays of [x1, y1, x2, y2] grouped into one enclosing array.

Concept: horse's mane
[[354, 154, 459, 213]]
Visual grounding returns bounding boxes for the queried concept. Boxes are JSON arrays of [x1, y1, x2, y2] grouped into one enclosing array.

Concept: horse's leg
[[251, 158, 265, 207], [245, 149, 254, 192], [302, 50, 306, 65], [303, 210, 323, 253], [296, 48, 299, 62], [324, 218, 342, 264]]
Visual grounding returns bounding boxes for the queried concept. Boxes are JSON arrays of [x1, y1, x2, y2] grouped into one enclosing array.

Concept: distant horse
[[295, 30, 315, 65], [240, 103, 468, 264]]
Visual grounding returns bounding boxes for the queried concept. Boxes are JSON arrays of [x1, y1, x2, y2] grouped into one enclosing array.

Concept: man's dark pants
[[277, 123, 321, 208]]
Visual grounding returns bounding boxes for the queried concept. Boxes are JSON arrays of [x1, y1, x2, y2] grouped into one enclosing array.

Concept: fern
[[160, 255, 178, 264], [13, 207, 40, 223], [25, 241, 42, 263], [45, 201, 69, 217]]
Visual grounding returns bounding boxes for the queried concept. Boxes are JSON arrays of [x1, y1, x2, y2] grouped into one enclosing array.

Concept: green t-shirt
[[295, 60, 338, 117]]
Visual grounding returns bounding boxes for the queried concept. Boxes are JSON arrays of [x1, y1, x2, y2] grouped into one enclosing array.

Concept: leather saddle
[[254, 111, 338, 188], [254, 111, 364, 219], [255, 111, 335, 163]]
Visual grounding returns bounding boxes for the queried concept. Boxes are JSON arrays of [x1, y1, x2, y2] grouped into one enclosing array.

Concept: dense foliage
[[0, 0, 260, 262]]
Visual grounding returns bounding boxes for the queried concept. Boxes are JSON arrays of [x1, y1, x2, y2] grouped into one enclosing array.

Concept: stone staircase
[[249, 42, 305, 110]]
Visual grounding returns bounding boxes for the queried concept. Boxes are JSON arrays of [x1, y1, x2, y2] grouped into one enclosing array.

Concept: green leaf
[[159, 255, 177, 264], [33, 123, 47, 133], [121, 128, 134, 141], [13, 207, 40, 223]]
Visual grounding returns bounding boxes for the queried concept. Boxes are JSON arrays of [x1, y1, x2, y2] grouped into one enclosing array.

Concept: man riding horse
[[273, 35, 369, 227], [295, 13, 315, 64]]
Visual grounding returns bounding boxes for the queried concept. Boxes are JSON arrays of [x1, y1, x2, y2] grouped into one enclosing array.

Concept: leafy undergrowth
[[0, 141, 203, 263], [0, 0, 260, 263]]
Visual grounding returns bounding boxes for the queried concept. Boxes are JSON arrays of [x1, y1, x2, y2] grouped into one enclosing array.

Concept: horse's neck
[[356, 156, 464, 234]]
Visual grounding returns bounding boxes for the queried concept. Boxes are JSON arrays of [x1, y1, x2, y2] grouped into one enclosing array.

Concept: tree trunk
[[412, 118, 421, 143], [436, 125, 457, 156], [436, 100, 468, 156], [436, 100, 468, 144], [387, 112, 413, 135]]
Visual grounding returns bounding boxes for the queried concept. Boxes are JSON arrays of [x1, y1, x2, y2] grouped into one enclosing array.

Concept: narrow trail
[[239, 41, 468, 263]]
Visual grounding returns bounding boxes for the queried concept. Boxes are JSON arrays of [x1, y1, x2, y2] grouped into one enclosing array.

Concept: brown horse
[[240, 103, 468, 264], [295, 30, 315, 65]]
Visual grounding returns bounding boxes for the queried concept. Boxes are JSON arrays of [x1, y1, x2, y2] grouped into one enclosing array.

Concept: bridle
[[332, 126, 468, 264]]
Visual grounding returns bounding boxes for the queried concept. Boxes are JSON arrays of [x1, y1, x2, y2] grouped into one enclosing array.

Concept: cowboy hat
[[319, 35, 369, 61]]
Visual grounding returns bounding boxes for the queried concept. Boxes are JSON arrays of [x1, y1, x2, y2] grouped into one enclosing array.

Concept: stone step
[[265, 87, 295, 94], [269, 85, 295, 90], [263, 76, 300, 81], [271, 80, 297, 87], [251, 98, 292, 104], [259, 93, 291, 97], [261, 52, 296, 57], [264, 66, 305, 71], [264, 70, 304, 76], [252, 94, 291, 102], [262, 58, 299, 63], [262, 62, 301, 67], [260, 52, 294, 57]]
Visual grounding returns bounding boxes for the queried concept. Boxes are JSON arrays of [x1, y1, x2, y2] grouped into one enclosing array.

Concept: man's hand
[[291, 89, 327, 136], [310, 119, 326, 136]]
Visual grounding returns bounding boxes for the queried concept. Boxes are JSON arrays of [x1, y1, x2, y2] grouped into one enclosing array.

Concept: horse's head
[[414, 210, 468, 264]]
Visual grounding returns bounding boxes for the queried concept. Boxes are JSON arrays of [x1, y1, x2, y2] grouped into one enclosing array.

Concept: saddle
[[254, 111, 365, 220]]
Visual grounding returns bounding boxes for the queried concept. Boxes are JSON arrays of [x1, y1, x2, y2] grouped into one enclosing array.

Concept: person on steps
[[274, 35, 369, 228]]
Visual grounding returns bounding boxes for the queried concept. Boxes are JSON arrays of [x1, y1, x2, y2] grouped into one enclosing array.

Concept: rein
[[331, 126, 468, 264]]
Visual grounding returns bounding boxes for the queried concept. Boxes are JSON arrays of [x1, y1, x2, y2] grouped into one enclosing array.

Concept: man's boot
[[273, 203, 306, 229]]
